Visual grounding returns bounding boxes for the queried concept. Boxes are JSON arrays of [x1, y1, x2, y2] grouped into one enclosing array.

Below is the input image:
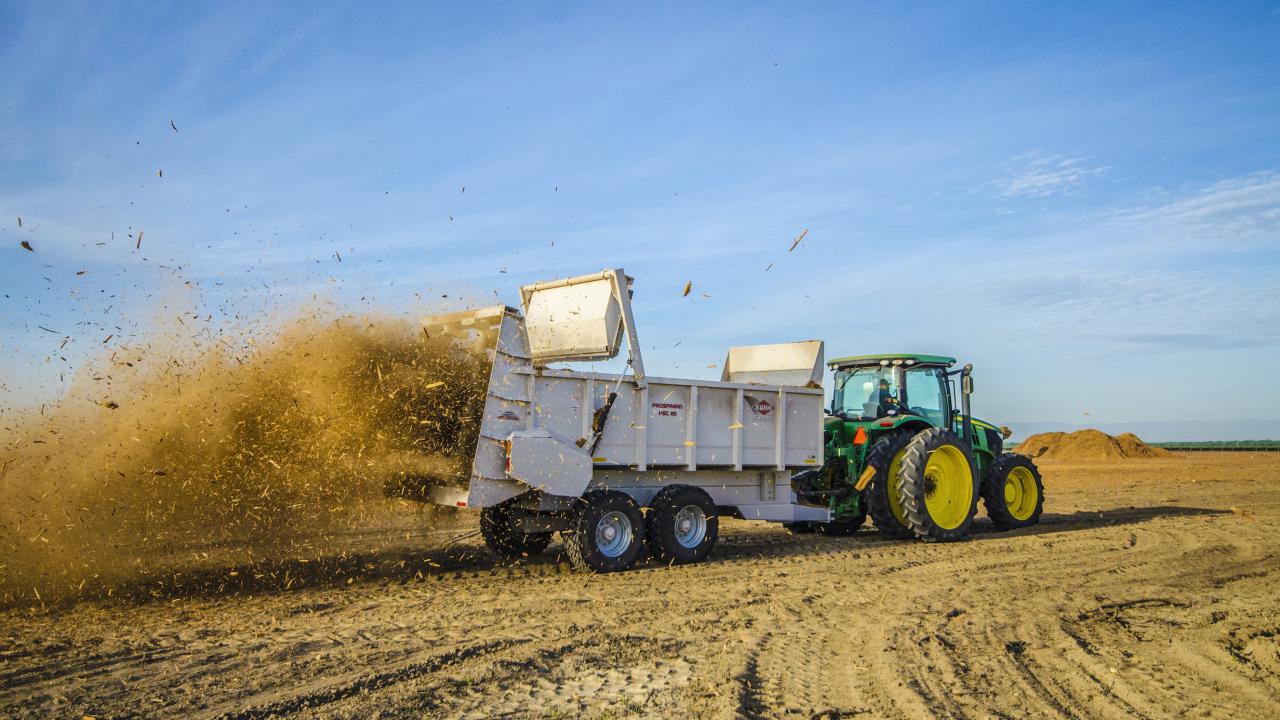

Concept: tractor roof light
[[879, 360, 890, 366], [905, 360, 915, 365], [891, 359, 903, 366]]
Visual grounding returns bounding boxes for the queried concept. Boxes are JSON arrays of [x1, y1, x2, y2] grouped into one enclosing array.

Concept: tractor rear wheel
[[897, 428, 979, 542], [480, 501, 553, 559], [645, 485, 718, 564], [864, 429, 916, 539], [562, 490, 646, 572], [981, 454, 1044, 529]]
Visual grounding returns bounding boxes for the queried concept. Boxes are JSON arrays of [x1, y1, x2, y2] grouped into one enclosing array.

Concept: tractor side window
[[904, 367, 946, 425]]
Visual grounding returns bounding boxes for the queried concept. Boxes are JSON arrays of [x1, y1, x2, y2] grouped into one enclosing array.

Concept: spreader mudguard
[[505, 428, 593, 498]]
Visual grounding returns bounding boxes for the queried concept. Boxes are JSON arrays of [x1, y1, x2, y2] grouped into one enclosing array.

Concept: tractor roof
[[827, 353, 957, 369]]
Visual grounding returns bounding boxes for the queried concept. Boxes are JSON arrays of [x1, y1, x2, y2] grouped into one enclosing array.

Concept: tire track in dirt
[[204, 638, 524, 719], [878, 510, 1276, 719], [3, 462, 1278, 720]]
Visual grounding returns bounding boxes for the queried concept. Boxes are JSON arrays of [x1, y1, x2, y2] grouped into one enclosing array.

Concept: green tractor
[[788, 354, 1044, 541]]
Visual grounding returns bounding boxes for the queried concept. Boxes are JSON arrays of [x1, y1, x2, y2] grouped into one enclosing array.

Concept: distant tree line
[[1152, 440, 1280, 452]]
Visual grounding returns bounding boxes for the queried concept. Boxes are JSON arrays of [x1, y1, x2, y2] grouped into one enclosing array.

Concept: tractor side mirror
[[962, 375, 974, 395]]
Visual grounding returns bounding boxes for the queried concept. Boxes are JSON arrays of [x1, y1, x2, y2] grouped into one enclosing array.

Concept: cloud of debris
[[0, 312, 490, 605]]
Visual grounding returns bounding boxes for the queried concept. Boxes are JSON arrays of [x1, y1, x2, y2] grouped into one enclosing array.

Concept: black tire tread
[[863, 429, 917, 539], [981, 453, 1045, 530], [897, 428, 979, 542], [480, 502, 552, 558], [645, 484, 718, 564], [563, 490, 645, 573]]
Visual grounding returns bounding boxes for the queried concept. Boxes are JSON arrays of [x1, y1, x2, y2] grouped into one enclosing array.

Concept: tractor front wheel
[[897, 428, 979, 542], [981, 454, 1044, 530]]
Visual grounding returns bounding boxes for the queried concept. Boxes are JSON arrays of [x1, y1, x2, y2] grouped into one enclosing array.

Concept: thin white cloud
[[1122, 171, 1280, 243], [981, 268, 1280, 349], [990, 151, 1109, 201]]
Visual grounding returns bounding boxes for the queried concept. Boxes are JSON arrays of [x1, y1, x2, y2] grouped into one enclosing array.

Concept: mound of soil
[[1015, 429, 1172, 460]]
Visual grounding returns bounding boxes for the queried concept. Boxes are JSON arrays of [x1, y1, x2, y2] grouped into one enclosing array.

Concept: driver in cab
[[870, 378, 904, 418]]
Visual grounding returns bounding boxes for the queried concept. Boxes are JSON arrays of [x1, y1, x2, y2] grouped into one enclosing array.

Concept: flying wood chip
[[170, 119, 178, 132], [20, 240, 33, 252], [789, 228, 808, 252], [682, 281, 692, 297], [136, 231, 143, 249]]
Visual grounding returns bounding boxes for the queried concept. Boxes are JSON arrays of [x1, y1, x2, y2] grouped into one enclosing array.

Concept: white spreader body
[[408, 268, 831, 557]]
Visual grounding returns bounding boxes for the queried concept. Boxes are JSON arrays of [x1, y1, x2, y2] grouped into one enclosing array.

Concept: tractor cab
[[829, 354, 957, 429], [786, 352, 1042, 542]]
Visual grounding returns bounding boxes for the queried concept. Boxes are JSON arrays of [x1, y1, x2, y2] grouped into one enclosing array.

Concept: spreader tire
[[480, 502, 552, 559], [981, 453, 1045, 530], [864, 429, 917, 539], [897, 428, 979, 542], [645, 485, 718, 565], [563, 490, 646, 573]]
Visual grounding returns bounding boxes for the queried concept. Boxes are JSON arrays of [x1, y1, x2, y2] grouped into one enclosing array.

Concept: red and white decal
[[748, 399, 773, 416]]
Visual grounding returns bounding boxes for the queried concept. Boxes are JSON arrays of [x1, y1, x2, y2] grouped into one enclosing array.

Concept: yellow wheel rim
[[922, 445, 974, 530], [887, 447, 909, 526], [1004, 466, 1038, 521]]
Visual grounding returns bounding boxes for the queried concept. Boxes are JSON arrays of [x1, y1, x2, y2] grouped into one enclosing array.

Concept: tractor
[[788, 354, 1044, 541]]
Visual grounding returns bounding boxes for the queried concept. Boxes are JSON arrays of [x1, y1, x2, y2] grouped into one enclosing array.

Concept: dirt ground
[[2, 452, 1278, 719]]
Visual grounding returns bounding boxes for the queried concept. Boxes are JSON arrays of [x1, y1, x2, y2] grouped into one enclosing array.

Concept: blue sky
[[1, 1, 1278, 431]]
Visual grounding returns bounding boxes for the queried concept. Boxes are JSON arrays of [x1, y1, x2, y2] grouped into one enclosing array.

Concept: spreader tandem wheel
[[480, 501, 553, 559], [981, 453, 1045, 530], [562, 490, 647, 573], [645, 484, 719, 564], [897, 428, 980, 542]]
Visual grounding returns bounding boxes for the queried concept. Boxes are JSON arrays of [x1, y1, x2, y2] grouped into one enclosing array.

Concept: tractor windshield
[[832, 366, 901, 420]]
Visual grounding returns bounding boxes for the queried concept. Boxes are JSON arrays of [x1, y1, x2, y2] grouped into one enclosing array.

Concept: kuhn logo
[[749, 399, 773, 416], [497, 411, 521, 421]]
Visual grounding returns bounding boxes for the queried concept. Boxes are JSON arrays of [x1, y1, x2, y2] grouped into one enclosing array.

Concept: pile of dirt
[[0, 312, 490, 606], [1015, 429, 1172, 460]]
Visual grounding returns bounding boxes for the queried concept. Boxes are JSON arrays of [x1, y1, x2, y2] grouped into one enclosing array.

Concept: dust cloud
[[0, 312, 491, 606]]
